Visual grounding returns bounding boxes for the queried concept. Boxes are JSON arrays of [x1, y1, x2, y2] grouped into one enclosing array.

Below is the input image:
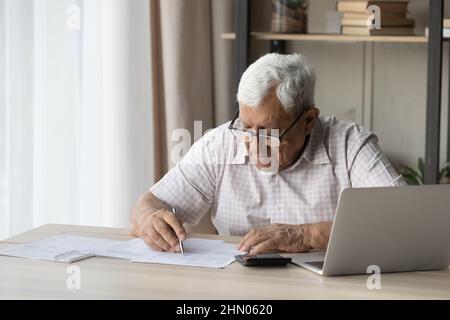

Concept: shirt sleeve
[[348, 135, 407, 188], [150, 134, 218, 225]]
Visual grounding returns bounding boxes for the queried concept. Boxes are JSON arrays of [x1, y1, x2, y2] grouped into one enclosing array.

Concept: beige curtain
[[149, 0, 235, 233], [150, 0, 235, 180]]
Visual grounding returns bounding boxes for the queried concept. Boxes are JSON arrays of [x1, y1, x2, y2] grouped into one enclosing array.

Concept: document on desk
[[100, 237, 241, 268], [0, 245, 93, 263], [0, 235, 121, 263], [0, 234, 242, 268]]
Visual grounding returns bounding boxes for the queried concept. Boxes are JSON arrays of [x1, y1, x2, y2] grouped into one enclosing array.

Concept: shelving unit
[[222, 32, 430, 43], [227, 0, 447, 184]]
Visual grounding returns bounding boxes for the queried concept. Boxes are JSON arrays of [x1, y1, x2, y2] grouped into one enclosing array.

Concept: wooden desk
[[1, 224, 449, 299]]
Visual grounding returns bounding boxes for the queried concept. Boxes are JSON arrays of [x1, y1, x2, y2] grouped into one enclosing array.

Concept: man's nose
[[248, 136, 271, 158]]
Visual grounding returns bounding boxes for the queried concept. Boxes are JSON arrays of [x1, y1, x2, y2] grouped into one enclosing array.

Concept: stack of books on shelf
[[336, 0, 415, 36], [425, 19, 450, 38]]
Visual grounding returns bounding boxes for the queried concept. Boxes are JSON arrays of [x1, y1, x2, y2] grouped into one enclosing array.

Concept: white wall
[[249, 0, 450, 169]]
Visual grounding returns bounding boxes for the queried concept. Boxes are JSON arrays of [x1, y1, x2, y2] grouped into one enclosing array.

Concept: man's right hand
[[132, 206, 187, 253]]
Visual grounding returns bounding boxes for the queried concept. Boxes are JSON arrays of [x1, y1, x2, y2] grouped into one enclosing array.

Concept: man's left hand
[[237, 222, 332, 254]]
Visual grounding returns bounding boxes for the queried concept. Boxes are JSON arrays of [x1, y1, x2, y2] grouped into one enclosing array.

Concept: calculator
[[235, 253, 292, 266]]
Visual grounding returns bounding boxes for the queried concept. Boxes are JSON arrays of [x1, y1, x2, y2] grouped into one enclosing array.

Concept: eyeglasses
[[228, 104, 308, 146]]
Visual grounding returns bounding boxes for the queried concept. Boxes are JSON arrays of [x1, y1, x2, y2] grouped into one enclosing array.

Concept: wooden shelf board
[[222, 32, 431, 43]]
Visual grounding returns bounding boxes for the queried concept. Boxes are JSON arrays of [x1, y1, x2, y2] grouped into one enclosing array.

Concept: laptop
[[292, 185, 450, 276]]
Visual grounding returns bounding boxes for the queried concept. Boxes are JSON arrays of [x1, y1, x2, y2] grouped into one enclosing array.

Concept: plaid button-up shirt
[[151, 116, 406, 236]]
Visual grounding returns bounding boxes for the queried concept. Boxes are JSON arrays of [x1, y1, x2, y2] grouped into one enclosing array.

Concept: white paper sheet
[[0, 234, 121, 263], [30, 234, 123, 254], [0, 235, 242, 268], [96, 238, 156, 260], [131, 238, 241, 268], [0, 244, 93, 263]]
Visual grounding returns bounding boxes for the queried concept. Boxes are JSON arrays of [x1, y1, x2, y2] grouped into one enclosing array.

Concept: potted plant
[[398, 158, 450, 185]]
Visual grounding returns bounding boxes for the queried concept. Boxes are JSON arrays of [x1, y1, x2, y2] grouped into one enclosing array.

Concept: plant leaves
[[401, 173, 422, 185], [418, 158, 425, 181], [398, 165, 422, 183], [439, 162, 450, 182]]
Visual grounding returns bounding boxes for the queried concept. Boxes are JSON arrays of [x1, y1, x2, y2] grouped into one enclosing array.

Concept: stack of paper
[[0, 234, 242, 268], [0, 235, 122, 263], [0, 245, 93, 263]]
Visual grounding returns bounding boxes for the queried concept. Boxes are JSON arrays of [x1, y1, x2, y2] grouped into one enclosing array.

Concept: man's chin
[[253, 158, 280, 175]]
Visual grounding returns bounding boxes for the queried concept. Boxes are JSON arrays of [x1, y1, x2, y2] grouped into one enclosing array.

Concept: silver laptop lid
[[322, 185, 450, 276]]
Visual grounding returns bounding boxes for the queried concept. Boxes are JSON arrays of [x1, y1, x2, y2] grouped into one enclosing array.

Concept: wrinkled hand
[[237, 224, 313, 254], [134, 209, 186, 253], [237, 222, 333, 255]]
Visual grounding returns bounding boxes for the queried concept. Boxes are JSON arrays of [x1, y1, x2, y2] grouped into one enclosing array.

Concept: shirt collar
[[283, 119, 331, 171]]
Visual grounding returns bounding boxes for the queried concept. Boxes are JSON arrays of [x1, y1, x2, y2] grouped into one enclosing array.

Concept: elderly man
[[130, 53, 405, 255]]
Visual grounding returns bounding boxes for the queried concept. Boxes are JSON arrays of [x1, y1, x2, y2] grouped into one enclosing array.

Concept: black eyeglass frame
[[227, 103, 311, 143]]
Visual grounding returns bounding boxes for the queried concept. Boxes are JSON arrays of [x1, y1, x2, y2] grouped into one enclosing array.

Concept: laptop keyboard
[[304, 261, 324, 270]]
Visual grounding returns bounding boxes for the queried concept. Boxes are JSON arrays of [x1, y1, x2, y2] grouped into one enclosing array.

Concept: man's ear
[[304, 107, 320, 135]]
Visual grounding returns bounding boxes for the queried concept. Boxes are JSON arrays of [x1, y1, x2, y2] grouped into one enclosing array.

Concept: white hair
[[237, 53, 316, 114]]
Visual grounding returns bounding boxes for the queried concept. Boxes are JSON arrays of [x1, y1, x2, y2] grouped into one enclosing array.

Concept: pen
[[171, 208, 184, 254]]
